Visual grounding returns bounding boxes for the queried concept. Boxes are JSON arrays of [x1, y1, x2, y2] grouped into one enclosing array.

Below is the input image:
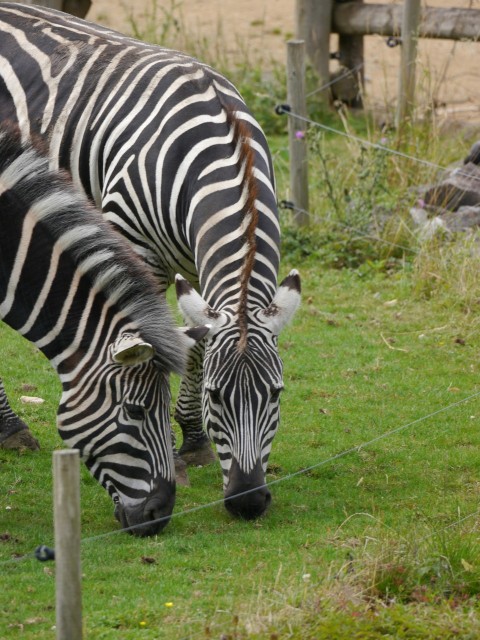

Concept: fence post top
[[53, 449, 80, 459]]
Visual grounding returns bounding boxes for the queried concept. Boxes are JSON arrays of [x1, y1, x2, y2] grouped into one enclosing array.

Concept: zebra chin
[[113, 479, 176, 537], [224, 458, 271, 520]]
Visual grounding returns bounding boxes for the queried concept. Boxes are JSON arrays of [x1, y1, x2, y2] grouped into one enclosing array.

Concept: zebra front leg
[[0, 378, 39, 450], [174, 341, 216, 466]]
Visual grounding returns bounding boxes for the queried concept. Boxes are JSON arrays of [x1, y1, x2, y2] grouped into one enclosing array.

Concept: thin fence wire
[[306, 62, 365, 99], [1, 389, 479, 569], [277, 105, 476, 179], [276, 101, 480, 254], [279, 201, 420, 254], [3, 50, 480, 588]]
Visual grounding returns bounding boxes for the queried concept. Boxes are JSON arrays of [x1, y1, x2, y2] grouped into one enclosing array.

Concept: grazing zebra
[[0, 3, 301, 519], [0, 126, 204, 536]]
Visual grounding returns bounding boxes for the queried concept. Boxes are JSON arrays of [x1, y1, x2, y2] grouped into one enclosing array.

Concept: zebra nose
[[224, 458, 271, 520], [116, 479, 176, 536]]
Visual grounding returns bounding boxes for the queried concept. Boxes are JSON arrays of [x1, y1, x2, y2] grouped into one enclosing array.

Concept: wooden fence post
[[287, 40, 309, 227], [338, 0, 364, 107], [295, 0, 333, 104], [53, 450, 82, 640], [396, 0, 421, 129]]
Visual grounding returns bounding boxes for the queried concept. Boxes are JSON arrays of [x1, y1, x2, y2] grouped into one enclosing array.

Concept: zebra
[[0, 3, 301, 519], [0, 125, 206, 536]]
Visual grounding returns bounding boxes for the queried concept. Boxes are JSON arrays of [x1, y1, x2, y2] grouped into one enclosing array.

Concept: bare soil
[[87, 0, 480, 124]]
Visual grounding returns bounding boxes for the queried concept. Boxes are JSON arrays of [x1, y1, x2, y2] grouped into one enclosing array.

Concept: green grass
[[3, 5, 480, 637], [3, 262, 480, 638]]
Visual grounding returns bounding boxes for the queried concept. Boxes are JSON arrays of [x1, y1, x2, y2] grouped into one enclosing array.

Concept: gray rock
[[422, 163, 480, 211]]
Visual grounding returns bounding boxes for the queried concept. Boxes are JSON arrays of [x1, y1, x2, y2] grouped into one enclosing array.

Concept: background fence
[[296, 0, 480, 118]]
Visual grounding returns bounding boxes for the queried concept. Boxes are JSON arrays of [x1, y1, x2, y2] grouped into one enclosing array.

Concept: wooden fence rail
[[332, 2, 480, 40], [298, 0, 480, 111]]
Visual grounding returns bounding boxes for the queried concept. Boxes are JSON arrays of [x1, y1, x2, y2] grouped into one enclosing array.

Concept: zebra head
[[176, 270, 301, 519], [57, 329, 204, 537]]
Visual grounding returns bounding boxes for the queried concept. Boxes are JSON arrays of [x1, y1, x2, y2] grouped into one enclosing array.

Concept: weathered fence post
[[396, 0, 421, 129], [295, 0, 333, 104], [287, 40, 309, 227], [53, 450, 82, 640], [337, 0, 364, 107]]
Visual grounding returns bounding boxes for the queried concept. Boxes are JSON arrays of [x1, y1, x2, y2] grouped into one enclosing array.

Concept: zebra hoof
[[179, 440, 217, 466], [174, 454, 190, 486], [0, 427, 40, 451]]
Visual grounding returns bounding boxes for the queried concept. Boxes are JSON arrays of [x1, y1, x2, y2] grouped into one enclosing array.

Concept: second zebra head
[[176, 271, 301, 519]]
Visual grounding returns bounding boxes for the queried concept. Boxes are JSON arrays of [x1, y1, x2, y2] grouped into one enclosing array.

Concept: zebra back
[[0, 124, 187, 374]]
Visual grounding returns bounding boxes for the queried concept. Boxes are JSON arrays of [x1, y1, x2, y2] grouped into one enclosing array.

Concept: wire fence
[[2, 388, 480, 569], [3, 19, 480, 634], [274, 99, 480, 257], [3, 34, 480, 568]]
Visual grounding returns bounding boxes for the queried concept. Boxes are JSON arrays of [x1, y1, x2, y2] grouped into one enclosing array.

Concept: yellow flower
[[164, 602, 174, 608], [139, 621, 147, 627]]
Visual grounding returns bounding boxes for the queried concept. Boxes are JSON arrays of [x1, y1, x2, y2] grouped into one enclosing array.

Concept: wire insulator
[[386, 36, 402, 48], [35, 545, 55, 562], [275, 104, 291, 115], [279, 200, 295, 210]]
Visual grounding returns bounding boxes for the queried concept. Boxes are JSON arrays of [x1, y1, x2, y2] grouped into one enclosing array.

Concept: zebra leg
[[0, 378, 39, 450], [174, 341, 216, 465], [171, 430, 190, 486]]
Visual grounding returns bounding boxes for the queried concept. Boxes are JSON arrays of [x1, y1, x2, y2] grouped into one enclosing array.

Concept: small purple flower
[[295, 130, 305, 140], [380, 137, 389, 145], [417, 198, 426, 209]]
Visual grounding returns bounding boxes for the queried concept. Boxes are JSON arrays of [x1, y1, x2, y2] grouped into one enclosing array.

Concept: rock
[[440, 206, 480, 232], [422, 163, 480, 211], [464, 141, 480, 165]]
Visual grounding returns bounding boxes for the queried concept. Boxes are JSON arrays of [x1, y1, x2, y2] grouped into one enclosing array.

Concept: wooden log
[[53, 450, 82, 640], [295, 0, 334, 103], [332, 3, 480, 40], [287, 40, 309, 227]]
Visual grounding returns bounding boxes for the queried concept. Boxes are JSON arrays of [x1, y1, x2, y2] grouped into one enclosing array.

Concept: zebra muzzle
[[224, 458, 271, 520], [114, 479, 176, 536]]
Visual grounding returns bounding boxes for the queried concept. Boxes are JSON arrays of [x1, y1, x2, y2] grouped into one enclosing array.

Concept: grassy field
[[3, 6, 480, 639], [3, 256, 480, 638]]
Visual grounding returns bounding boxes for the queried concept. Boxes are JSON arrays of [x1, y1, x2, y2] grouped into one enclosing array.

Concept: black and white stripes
[[0, 127, 193, 535], [0, 3, 301, 518]]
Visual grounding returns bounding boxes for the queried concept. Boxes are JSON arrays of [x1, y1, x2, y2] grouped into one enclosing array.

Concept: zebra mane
[[0, 125, 186, 374], [223, 106, 259, 352]]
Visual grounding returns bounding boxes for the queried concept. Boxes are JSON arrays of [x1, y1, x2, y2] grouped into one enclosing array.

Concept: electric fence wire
[[278, 201, 420, 255], [305, 62, 365, 99], [277, 104, 480, 186], [3, 58, 480, 567], [2, 389, 480, 569], [275, 102, 480, 255]]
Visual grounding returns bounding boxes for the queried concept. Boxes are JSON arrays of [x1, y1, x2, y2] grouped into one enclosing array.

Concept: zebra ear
[[110, 334, 155, 365], [181, 325, 212, 348], [175, 274, 223, 331], [259, 269, 301, 335]]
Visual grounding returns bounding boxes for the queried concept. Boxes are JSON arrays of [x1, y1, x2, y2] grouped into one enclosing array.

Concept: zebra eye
[[124, 403, 145, 421], [208, 388, 221, 404], [270, 387, 283, 402]]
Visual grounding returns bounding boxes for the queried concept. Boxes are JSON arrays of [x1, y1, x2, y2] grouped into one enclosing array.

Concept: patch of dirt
[[87, 0, 480, 123]]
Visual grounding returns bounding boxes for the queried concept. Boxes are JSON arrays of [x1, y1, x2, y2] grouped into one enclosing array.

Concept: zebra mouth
[[224, 458, 271, 520], [113, 481, 176, 536]]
